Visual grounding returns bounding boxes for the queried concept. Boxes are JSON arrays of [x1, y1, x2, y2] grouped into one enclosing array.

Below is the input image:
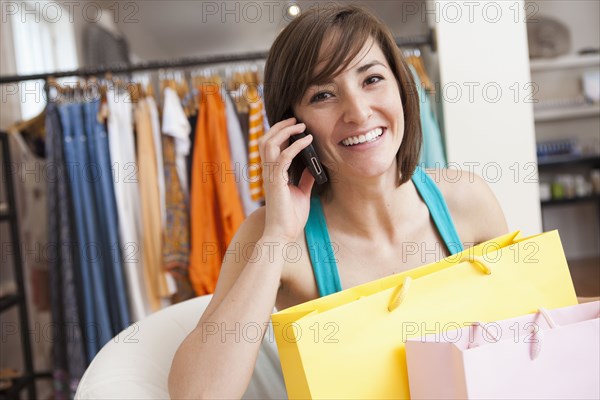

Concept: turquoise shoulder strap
[[305, 166, 463, 297], [305, 197, 343, 297], [411, 166, 464, 254]]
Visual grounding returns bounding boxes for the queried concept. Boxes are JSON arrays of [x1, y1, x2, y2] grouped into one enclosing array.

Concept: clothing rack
[[0, 31, 435, 85]]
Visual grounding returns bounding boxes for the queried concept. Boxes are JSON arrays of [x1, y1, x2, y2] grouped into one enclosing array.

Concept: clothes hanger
[[95, 75, 110, 122], [9, 109, 46, 138], [173, 70, 193, 117], [233, 67, 249, 113], [136, 73, 153, 100], [8, 76, 68, 143], [404, 48, 434, 92]]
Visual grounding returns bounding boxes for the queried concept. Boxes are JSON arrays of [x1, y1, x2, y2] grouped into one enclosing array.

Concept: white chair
[[75, 295, 287, 399]]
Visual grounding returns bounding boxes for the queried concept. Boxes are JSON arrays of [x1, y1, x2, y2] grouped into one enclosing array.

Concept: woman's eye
[[365, 75, 383, 85], [310, 92, 331, 103]]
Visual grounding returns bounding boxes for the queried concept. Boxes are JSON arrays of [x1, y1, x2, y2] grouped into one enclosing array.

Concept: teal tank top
[[305, 166, 464, 297]]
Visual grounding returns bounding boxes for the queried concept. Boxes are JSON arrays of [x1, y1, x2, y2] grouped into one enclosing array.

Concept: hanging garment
[[186, 113, 198, 191], [161, 81, 194, 304], [135, 98, 170, 310], [162, 87, 191, 197], [10, 116, 78, 399], [106, 89, 150, 321], [162, 134, 194, 304], [258, 83, 271, 133], [224, 92, 261, 216], [236, 109, 250, 149], [82, 101, 120, 333], [147, 96, 167, 227], [45, 104, 87, 399], [85, 99, 131, 331], [58, 102, 113, 355], [189, 84, 245, 295], [410, 65, 447, 169], [247, 85, 265, 202]]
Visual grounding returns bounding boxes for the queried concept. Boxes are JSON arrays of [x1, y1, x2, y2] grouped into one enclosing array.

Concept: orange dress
[[189, 85, 245, 295]]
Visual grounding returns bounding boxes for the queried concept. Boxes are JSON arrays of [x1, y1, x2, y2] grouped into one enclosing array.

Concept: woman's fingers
[[258, 118, 296, 155], [277, 133, 312, 166], [273, 135, 313, 183], [263, 135, 313, 186], [259, 119, 306, 163]]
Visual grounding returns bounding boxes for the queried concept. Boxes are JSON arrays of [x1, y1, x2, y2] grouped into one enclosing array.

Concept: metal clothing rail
[[0, 31, 434, 85]]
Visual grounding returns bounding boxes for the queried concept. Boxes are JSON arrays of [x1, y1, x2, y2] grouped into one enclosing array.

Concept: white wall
[[0, 15, 21, 130], [434, 0, 542, 236]]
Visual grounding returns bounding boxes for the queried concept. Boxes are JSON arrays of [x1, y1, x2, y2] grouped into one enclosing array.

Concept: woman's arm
[[168, 208, 286, 399], [168, 118, 314, 399]]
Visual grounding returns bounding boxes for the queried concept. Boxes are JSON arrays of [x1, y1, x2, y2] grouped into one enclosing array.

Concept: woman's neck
[[324, 167, 418, 242]]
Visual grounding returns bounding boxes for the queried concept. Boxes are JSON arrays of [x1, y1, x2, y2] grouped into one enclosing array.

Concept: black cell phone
[[289, 129, 328, 185]]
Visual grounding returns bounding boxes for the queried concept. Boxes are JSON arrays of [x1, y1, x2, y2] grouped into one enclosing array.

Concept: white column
[[434, 0, 542, 236]]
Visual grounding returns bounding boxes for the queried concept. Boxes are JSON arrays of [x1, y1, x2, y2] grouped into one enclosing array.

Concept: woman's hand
[[258, 117, 316, 242]]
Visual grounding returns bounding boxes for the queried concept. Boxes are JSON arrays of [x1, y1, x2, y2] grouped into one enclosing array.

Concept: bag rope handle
[[467, 322, 500, 349], [459, 254, 493, 275], [530, 308, 558, 360], [388, 276, 412, 312], [467, 309, 558, 360], [387, 255, 493, 312]]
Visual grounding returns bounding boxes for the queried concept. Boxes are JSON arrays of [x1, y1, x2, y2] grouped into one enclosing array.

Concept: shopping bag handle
[[459, 254, 493, 275], [388, 276, 412, 312], [388, 256, 492, 312], [467, 309, 558, 360], [529, 308, 558, 360], [467, 322, 500, 349]]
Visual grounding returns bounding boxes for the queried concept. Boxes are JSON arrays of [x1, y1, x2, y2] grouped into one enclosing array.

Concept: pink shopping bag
[[405, 301, 600, 399]]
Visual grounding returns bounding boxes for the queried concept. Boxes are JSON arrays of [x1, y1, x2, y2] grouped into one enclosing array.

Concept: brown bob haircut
[[263, 3, 422, 192]]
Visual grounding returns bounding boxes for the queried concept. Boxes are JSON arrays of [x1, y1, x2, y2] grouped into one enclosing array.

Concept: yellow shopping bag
[[272, 230, 578, 399]]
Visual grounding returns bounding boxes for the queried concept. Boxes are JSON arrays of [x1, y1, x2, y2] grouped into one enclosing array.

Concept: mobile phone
[[289, 129, 328, 185]]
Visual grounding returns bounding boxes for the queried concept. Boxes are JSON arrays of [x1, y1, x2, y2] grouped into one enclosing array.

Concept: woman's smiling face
[[293, 33, 405, 185]]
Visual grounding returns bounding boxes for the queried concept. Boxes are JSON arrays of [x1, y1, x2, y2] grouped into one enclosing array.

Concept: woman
[[169, 4, 508, 398]]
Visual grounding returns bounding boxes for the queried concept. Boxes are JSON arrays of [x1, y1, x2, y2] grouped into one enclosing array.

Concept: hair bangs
[[309, 22, 375, 89]]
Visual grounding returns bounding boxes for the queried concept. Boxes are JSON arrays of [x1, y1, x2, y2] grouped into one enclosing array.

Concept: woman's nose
[[341, 93, 372, 125]]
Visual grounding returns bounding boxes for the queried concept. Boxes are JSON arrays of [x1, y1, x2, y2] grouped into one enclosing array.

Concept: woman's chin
[[332, 162, 398, 184]]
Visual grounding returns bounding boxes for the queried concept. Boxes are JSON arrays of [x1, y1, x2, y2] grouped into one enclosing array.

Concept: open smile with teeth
[[341, 128, 384, 146]]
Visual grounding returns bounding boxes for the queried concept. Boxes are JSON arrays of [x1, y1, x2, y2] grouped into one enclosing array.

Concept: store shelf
[[0, 375, 31, 400], [0, 294, 21, 313], [537, 154, 600, 167], [534, 103, 600, 122], [0, 372, 52, 400], [541, 194, 600, 207], [530, 53, 600, 72]]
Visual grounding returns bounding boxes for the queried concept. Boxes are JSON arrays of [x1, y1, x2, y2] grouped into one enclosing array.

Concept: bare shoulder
[[424, 168, 509, 245]]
